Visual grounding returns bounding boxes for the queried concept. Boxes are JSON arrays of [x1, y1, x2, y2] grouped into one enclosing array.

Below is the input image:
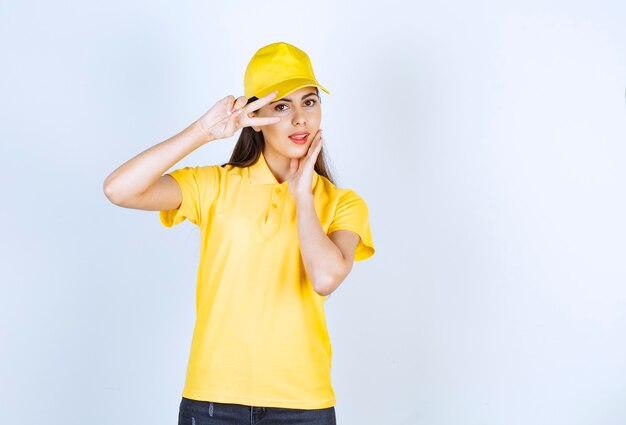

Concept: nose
[[292, 108, 306, 126]]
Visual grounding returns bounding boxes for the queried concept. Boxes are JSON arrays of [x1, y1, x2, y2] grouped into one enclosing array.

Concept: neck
[[262, 147, 292, 184]]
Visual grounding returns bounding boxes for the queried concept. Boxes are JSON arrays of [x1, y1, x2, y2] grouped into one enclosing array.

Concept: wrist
[[294, 193, 314, 207], [192, 120, 216, 145]]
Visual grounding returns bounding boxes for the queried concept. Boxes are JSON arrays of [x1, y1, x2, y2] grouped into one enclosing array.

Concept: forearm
[[103, 121, 212, 203], [295, 195, 345, 295]]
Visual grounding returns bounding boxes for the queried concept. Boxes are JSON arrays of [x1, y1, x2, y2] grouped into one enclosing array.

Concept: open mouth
[[289, 133, 309, 144]]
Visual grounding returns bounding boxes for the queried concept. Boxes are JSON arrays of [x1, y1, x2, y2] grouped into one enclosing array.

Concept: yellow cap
[[244, 42, 330, 101]]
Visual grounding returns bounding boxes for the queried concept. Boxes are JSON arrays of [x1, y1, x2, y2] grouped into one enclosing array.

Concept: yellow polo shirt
[[159, 150, 375, 409]]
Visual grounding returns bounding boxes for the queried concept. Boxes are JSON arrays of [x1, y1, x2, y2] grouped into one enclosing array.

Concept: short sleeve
[[159, 165, 219, 228], [327, 189, 375, 262]]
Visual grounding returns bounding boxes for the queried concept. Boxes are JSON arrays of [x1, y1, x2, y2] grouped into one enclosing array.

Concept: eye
[[274, 103, 288, 112], [273, 99, 317, 112]]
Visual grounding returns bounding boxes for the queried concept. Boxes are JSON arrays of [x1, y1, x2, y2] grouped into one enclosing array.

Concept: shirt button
[[275, 187, 281, 194], [271, 203, 278, 208]]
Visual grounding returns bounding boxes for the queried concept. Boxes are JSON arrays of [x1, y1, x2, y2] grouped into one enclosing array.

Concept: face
[[251, 86, 322, 159]]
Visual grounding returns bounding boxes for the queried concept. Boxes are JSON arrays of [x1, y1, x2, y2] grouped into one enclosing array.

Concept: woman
[[103, 41, 375, 425]]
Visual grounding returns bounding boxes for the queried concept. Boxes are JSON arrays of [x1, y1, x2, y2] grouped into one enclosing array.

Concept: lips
[[289, 132, 309, 144]]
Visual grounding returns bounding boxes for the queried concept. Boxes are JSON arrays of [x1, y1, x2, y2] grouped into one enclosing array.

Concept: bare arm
[[296, 195, 359, 296], [103, 91, 282, 211], [284, 130, 359, 296], [103, 121, 211, 210]]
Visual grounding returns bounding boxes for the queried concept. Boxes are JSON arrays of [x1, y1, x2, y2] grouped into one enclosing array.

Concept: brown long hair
[[220, 87, 337, 185]]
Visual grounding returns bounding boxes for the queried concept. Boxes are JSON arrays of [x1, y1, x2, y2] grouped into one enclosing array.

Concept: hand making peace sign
[[195, 91, 283, 142]]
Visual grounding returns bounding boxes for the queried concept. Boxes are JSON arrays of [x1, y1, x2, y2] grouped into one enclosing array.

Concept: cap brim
[[258, 78, 330, 102]]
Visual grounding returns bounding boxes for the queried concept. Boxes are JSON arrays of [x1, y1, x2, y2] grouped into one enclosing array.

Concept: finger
[[312, 129, 322, 143], [223, 111, 238, 135], [224, 95, 248, 116], [311, 133, 324, 160], [306, 137, 323, 167], [241, 90, 279, 114], [245, 116, 282, 127], [225, 105, 247, 133], [305, 130, 323, 158], [221, 95, 236, 111], [233, 96, 248, 112], [220, 94, 235, 105]]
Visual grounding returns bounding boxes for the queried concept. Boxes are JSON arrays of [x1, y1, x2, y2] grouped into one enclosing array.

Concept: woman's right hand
[[195, 91, 282, 142]]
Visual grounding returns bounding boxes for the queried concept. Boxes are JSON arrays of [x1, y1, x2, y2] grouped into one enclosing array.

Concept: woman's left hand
[[287, 129, 324, 201]]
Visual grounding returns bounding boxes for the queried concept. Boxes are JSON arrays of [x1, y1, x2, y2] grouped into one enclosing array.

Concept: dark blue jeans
[[178, 397, 337, 425]]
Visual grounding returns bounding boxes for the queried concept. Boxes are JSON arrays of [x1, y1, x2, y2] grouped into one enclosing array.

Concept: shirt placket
[[263, 184, 286, 236]]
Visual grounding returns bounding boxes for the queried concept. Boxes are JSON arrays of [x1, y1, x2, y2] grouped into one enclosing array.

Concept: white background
[[1, 1, 625, 424]]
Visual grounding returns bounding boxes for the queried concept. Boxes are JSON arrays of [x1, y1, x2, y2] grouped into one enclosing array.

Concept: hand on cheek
[[287, 129, 324, 201]]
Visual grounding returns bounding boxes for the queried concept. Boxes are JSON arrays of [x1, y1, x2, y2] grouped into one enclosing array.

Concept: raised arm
[[103, 91, 282, 211], [103, 120, 210, 211]]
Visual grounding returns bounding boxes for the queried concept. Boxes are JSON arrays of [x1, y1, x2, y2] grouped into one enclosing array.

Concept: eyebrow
[[272, 92, 319, 103]]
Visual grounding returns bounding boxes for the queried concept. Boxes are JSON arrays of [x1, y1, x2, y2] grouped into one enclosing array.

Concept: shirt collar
[[248, 150, 319, 189]]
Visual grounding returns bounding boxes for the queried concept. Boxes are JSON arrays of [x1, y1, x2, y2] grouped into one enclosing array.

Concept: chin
[[284, 144, 309, 158]]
